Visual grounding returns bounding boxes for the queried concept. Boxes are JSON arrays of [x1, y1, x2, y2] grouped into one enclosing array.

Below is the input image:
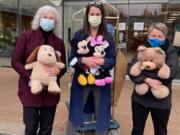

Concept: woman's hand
[[44, 66, 60, 76], [145, 78, 162, 90], [94, 57, 105, 66], [82, 57, 99, 68]]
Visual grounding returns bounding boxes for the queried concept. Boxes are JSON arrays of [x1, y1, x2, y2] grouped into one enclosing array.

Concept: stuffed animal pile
[[130, 46, 170, 99], [70, 35, 113, 86], [25, 45, 65, 94]]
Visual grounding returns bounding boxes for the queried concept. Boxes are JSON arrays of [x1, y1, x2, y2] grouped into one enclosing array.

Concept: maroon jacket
[[11, 29, 66, 107]]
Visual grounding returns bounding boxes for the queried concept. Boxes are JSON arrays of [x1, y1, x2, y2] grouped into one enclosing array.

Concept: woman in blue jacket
[[66, 2, 115, 135]]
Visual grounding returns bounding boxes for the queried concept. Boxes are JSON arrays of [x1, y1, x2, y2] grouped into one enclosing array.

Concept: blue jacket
[[68, 30, 115, 131]]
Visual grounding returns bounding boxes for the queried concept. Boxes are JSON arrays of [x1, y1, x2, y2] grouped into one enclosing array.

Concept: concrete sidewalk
[[0, 67, 180, 135], [0, 121, 66, 135]]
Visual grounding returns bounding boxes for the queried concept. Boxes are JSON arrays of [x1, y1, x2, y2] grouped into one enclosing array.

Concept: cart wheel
[[108, 128, 120, 135]]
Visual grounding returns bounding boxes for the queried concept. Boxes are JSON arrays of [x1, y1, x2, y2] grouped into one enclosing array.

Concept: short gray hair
[[31, 5, 61, 37], [148, 22, 168, 38]]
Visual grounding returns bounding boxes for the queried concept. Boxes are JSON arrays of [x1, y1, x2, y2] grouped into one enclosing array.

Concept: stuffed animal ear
[[154, 47, 165, 55], [78, 40, 88, 48], [94, 46, 99, 52], [55, 50, 61, 62], [26, 46, 40, 64], [138, 46, 147, 52]]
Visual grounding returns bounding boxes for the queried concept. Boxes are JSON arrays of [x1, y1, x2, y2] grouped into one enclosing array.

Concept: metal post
[[62, 0, 64, 39], [145, 0, 149, 30], [126, 0, 129, 52], [17, 0, 21, 34]]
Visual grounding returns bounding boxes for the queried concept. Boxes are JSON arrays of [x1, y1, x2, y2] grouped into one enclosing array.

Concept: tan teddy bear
[[25, 45, 65, 95], [130, 46, 170, 99]]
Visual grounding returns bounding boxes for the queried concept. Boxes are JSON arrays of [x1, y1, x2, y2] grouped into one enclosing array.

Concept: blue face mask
[[40, 18, 55, 32], [148, 38, 165, 47]]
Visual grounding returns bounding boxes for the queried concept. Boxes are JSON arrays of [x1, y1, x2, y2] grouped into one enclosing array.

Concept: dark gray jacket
[[128, 39, 178, 109]]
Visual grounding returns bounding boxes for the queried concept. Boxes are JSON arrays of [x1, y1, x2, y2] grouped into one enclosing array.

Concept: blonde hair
[[148, 22, 168, 38], [31, 5, 61, 37]]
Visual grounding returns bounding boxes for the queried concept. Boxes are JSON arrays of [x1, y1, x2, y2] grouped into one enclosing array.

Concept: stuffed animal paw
[[151, 85, 169, 99], [130, 61, 143, 76], [48, 80, 61, 94], [158, 63, 170, 79], [31, 80, 43, 94], [78, 74, 87, 86], [95, 79, 106, 86], [105, 77, 113, 83], [135, 83, 149, 95], [87, 73, 95, 85]]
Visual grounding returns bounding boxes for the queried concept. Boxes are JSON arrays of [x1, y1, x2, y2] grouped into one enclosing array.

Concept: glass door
[[0, 0, 54, 67]]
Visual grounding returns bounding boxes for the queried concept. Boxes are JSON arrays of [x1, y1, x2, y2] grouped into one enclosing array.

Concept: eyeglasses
[[88, 1, 103, 6]]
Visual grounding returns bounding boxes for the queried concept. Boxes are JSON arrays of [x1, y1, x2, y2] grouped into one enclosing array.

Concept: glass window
[[0, 0, 54, 67], [63, 4, 85, 43], [63, 1, 91, 43], [63, 2, 89, 68]]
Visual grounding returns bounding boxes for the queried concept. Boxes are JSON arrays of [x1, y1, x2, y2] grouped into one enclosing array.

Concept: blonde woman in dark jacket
[[128, 22, 178, 135]]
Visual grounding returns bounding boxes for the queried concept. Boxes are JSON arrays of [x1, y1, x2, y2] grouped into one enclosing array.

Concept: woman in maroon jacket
[[11, 5, 66, 135]]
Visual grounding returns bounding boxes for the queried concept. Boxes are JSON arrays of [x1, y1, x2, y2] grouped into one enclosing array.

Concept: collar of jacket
[[31, 28, 56, 46]]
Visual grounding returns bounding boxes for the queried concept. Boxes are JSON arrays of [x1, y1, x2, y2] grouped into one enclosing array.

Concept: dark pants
[[23, 106, 56, 135], [131, 101, 170, 135]]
